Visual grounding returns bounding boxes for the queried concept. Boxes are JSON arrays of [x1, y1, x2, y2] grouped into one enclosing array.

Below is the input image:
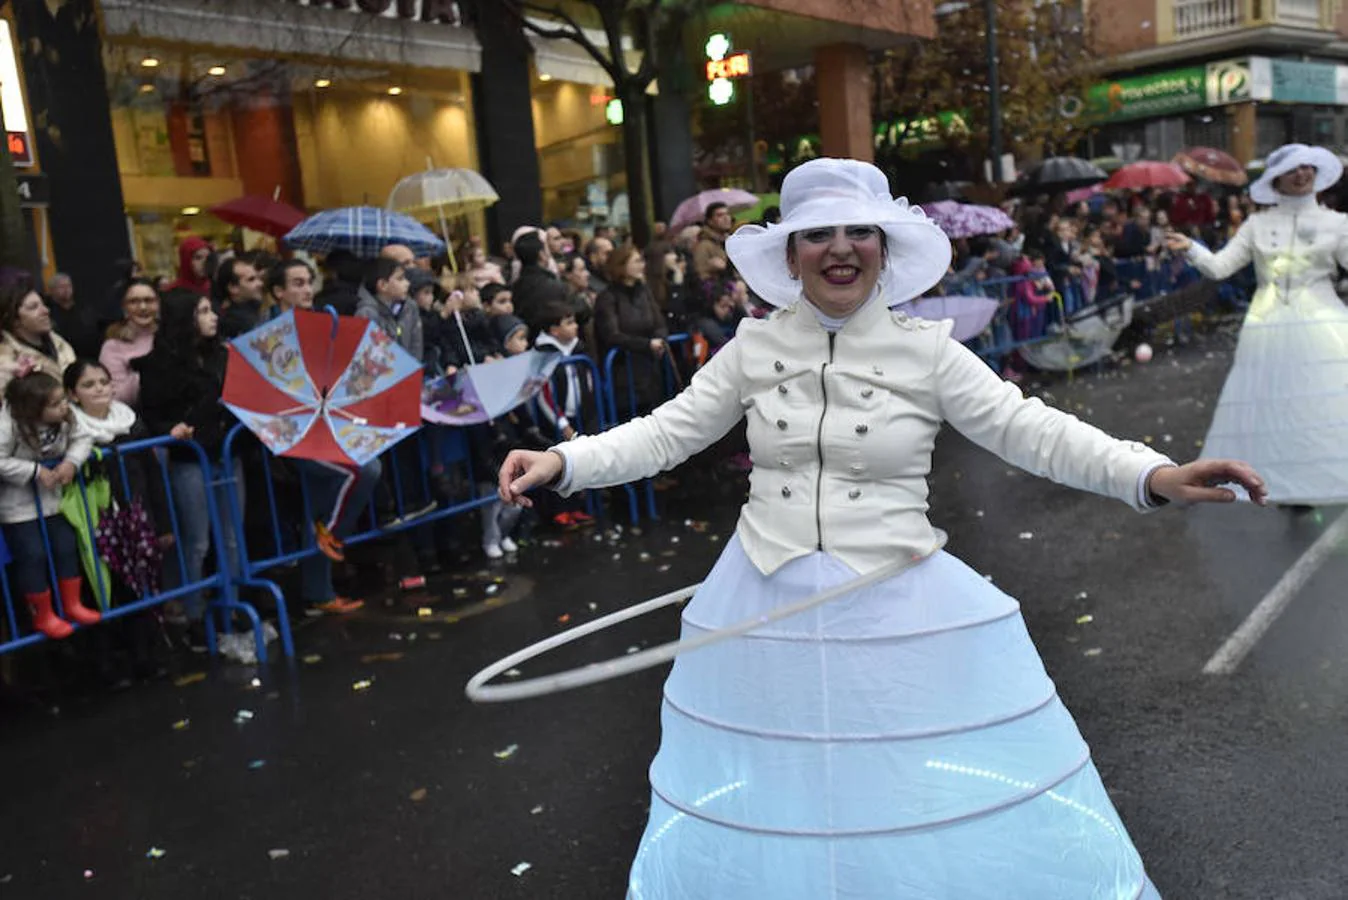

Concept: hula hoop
[[465, 553, 918, 703]]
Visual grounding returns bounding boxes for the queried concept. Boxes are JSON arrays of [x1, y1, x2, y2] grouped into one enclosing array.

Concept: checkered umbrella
[[283, 206, 446, 258]]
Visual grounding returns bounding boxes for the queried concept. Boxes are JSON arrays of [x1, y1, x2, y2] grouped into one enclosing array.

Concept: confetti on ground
[[417, 607, 433, 617], [248, 760, 266, 770], [360, 653, 405, 664], [171, 719, 190, 731], [1075, 591, 1089, 600], [145, 847, 166, 860], [670, 536, 680, 544], [709, 535, 720, 542], [248, 677, 262, 689], [557, 614, 571, 624], [84, 870, 94, 880], [611, 553, 621, 561], [409, 788, 428, 802], [657, 565, 671, 572], [452, 587, 469, 598], [352, 679, 374, 692], [983, 574, 995, 582], [587, 602, 598, 611], [639, 552, 652, 561], [626, 646, 641, 654], [173, 672, 206, 687], [1076, 614, 1094, 625], [505, 668, 522, 678], [1018, 532, 1034, 540], [268, 849, 290, 861], [511, 862, 532, 877], [233, 710, 254, 723], [1083, 648, 1103, 657], [485, 585, 500, 596], [494, 744, 519, 760], [444, 615, 460, 624], [301, 654, 322, 664], [389, 632, 404, 641], [530, 805, 544, 815]]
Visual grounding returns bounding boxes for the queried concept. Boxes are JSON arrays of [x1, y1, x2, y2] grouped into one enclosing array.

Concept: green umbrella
[[733, 193, 780, 225]]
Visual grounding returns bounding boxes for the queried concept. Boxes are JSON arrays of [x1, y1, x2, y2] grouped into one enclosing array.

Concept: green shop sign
[[1088, 67, 1207, 123], [874, 110, 971, 150]]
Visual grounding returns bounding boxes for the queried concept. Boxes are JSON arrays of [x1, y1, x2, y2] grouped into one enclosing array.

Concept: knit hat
[[405, 267, 436, 297], [491, 313, 528, 347]]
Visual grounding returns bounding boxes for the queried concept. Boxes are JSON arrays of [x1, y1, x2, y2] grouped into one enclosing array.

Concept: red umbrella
[[222, 309, 422, 467], [209, 195, 306, 239], [1103, 161, 1190, 191], [1172, 148, 1247, 187]]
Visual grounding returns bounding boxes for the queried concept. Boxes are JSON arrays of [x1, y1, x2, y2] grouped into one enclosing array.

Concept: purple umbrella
[[670, 188, 759, 233], [919, 201, 1015, 240], [898, 295, 1000, 343]]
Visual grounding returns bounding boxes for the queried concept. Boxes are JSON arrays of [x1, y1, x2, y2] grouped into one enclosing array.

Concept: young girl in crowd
[[0, 366, 98, 639], [135, 290, 240, 624]]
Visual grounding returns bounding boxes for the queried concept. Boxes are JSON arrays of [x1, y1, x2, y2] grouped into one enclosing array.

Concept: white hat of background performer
[[1250, 143, 1343, 205], [726, 158, 953, 308]]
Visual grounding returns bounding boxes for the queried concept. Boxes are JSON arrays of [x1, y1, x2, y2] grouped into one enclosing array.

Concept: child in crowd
[[0, 366, 98, 639], [690, 278, 740, 365], [481, 283, 514, 319], [533, 301, 596, 527], [478, 314, 549, 558], [534, 301, 585, 441], [356, 258, 421, 361]]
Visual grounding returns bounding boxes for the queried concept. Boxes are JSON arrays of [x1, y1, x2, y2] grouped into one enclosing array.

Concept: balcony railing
[[1172, 0, 1326, 40]]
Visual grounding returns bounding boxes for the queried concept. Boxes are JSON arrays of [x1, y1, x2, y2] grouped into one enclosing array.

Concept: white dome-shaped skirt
[[626, 535, 1162, 900]]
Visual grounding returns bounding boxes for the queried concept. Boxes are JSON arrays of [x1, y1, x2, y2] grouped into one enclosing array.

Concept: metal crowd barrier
[[529, 354, 606, 522], [219, 422, 499, 627], [602, 333, 694, 522], [0, 435, 274, 662]]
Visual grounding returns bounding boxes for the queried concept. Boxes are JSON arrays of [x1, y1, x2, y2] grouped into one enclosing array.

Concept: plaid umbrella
[[283, 206, 446, 258], [919, 201, 1015, 239]]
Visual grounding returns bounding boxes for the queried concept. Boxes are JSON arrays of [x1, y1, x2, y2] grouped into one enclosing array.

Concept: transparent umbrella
[[387, 160, 501, 269]]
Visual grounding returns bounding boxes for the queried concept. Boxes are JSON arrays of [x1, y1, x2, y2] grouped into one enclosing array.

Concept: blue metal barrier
[[602, 333, 693, 522], [0, 436, 272, 662], [220, 423, 499, 623], [530, 354, 605, 522]]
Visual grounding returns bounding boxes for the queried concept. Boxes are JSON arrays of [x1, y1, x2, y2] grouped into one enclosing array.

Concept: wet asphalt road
[[1, 323, 1347, 900]]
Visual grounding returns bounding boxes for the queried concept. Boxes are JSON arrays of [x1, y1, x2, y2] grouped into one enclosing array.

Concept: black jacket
[[135, 341, 232, 461], [512, 265, 569, 336]]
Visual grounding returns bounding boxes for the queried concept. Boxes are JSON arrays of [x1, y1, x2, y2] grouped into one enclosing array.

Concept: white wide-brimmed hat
[[726, 158, 952, 307], [1250, 143, 1343, 204]]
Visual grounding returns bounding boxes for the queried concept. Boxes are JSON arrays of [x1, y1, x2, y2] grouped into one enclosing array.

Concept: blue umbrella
[[283, 206, 446, 257]]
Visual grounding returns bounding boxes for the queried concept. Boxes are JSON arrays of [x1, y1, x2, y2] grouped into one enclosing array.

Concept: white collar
[[73, 401, 137, 443], [801, 287, 883, 333], [535, 332, 579, 355], [1275, 192, 1318, 213]]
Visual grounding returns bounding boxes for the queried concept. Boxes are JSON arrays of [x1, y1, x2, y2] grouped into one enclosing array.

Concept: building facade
[[1091, 0, 1348, 163]]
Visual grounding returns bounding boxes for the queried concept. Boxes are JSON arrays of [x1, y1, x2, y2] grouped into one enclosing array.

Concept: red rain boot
[[25, 590, 74, 639], [57, 577, 101, 627]]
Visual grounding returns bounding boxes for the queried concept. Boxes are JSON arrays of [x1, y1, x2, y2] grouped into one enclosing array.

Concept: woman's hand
[[35, 466, 61, 490], [649, 338, 667, 357], [1164, 232, 1192, 253], [498, 449, 564, 508], [1147, 459, 1267, 507], [169, 423, 194, 441]]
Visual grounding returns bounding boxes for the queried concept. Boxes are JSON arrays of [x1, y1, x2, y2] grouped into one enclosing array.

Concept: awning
[[101, 0, 482, 73]]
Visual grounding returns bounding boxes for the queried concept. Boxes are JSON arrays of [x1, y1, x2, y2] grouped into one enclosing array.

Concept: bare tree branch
[[504, 0, 622, 82]]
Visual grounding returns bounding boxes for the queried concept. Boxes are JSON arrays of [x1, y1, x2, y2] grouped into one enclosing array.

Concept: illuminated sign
[[605, 98, 624, 126], [706, 52, 751, 82], [0, 19, 32, 167]]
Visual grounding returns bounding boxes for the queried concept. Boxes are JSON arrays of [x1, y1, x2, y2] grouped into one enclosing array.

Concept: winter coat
[[355, 286, 423, 362], [0, 408, 94, 524], [0, 330, 77, 396], [512, 265, 569, 336], [594, 280, 669, 413], [555, 293, 1174, 577], [135, 340, 232, 462]]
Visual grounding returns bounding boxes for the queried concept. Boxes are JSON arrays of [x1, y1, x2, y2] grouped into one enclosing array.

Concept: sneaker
[[500, 537, 518, 554], [315, 522, 345, 563], [483, 543, 504, 560], [313, 596, 365, 615]]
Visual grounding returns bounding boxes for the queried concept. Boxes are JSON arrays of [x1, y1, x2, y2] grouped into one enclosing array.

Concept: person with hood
[[165, 236, 213, 294]]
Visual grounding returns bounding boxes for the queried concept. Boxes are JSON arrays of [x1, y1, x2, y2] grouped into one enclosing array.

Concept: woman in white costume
[[501, 159, 1264, 899], [1167, 143, 1348, 505]]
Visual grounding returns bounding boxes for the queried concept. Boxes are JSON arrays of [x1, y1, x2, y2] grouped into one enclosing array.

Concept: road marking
[[1203, 509, 1348, 675]]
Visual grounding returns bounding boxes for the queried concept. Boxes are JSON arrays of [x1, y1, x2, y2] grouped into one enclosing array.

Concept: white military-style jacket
[[555, 293, 1173, 577]]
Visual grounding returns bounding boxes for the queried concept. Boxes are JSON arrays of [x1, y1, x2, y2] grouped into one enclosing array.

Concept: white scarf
[[73, 401, 137, 444]]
